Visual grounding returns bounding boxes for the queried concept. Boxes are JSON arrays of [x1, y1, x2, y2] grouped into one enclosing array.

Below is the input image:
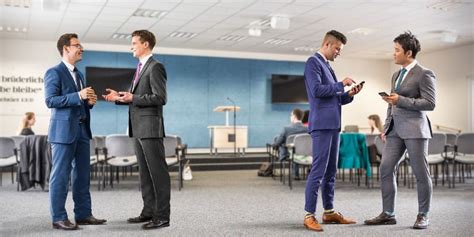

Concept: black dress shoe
[[127, 215, 153, 223], [52, 219, 79, 230], [364, 212, 397, 225], [142, 220, 170, 230], [76, 216, 107, 225], [413, 214, 429, 229]]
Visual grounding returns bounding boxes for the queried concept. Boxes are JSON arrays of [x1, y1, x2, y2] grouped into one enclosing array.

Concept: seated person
[[273, 108, 308, 179], [18, 112, 36, 135], [368, 114, 383, 134], [302, 110, 309, 127]]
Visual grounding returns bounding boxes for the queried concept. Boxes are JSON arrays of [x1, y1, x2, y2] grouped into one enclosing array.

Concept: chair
[[164, 135, 187, 191], [0, 137, 19, 186], [344, 125, 359, 133], [289, 134, 312, 189], [281, 134, 299, 184], [11, 136, 26, 151], [103, 134, 137, 189], [426, 133, 449, 186], [365, 134, 377, 146], [453, 133, 474, 187], [265, 135, 279, 179], [445, 133, 457, 159]]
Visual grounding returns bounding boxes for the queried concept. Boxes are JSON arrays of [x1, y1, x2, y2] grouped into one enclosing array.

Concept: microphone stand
[[227, 97, 237, 156]]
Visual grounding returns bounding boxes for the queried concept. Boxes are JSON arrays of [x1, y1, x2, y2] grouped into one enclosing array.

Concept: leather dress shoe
[[142, 220, 170, 230], [127, 215, 153, 223], [322, 212, 356, 224], [304, 215, 323, 232], [52, 219, 79, 230], [413, 214, 429, 229], [364, 212, 397, 225], [76, 216, 107, 225]]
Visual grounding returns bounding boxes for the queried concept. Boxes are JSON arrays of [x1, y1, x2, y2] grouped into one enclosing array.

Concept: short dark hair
[[292, 108, 304, 121], [394, 31, 421, 58], [57, 33, 78, 56], [302, 110, 309, 124], [132, 30, 156, 49], [325, 30, 347, 45]]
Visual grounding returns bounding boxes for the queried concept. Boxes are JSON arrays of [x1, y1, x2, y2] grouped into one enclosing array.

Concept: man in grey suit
[[103, 30, 170, 230], [365, 32, 436, 229], [273, 108, 308, 179]]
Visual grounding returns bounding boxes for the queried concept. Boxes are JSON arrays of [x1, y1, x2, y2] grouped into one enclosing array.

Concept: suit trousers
[[135, 138, 170, 221], [381, 129, 432, 214], [305, 129, 339, 214], [49, 123, 91, 222]]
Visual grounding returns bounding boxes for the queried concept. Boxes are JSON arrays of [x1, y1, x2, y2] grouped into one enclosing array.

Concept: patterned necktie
[[395, 68, 407, 91], [73, 67, 82, 91], [132, 62, 142, 89]]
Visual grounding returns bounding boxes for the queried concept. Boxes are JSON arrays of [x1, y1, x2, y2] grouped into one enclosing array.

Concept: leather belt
[[79, 117, 87, 124]]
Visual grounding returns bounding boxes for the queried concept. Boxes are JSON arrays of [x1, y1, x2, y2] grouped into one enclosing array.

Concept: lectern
[[209, 106, 247, 155]]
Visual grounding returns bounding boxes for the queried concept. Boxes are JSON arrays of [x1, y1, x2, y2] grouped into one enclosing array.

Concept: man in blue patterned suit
[[44, 33, 106, 230], [303, 30, 363, 232]]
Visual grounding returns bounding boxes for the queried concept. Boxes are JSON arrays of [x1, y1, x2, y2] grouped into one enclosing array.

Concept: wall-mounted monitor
[[86, 67, 135, 100], [271, 74, 308, 103]]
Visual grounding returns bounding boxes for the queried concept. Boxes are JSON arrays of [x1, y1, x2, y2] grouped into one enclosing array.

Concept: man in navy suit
[[44, 33, 106, 230], [302, 30, 363, 232]]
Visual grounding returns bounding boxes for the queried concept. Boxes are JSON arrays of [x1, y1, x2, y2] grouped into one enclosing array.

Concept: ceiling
[[0, 0, 473, 59]]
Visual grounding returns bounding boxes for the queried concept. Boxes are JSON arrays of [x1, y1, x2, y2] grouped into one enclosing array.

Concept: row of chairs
[[0, 134, 188, 191]]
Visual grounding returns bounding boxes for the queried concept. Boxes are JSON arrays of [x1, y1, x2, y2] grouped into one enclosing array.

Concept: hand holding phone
[[378, 92, 389, 97]]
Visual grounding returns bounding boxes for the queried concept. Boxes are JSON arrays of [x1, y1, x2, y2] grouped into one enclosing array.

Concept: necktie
[[73, 68, 82, 91], [326, 62, 337, 82], [132, 62, 142, 88], [395, 68, 407, 91]]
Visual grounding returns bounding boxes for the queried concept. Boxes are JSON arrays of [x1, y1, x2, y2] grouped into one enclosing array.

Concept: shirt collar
[[317, 51, 328, 63], [62, 59, 75, 72], [403, 59, 417, 72], [139, 54, 153, 66]]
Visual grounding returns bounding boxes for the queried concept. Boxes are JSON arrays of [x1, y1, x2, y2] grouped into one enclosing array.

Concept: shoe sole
[[413, 225, 428, 229], [365, 220, 397, 225], [52, 225, 79, 230], [322, 221, 356, 224], [304, 223, 323, 232], [142, 223, 170, 230]]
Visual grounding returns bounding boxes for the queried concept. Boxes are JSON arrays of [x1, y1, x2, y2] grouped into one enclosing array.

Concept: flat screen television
[[86, 67, 136, 100], [271, 74, 308, 103]]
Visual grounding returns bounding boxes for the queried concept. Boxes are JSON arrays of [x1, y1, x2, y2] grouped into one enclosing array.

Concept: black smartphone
[[378, 92, 389, 97]]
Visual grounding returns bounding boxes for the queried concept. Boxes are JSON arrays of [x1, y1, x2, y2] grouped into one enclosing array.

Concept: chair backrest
[[374, 135, 385, 155], [445, 133, 457, 146], [428, 133, 446, 155], [11, 135, 26, 150], [293, 134, 312, 156], [365, 134, 377, 146], [164, 135, 179, 157], [456, 133, 474, 154], [344, 125, 359, 133], [0, 137, 16, 158], [286, 134, 297, 146], [90, 138, 97, 155], [94, 135, 106, 149], [105, 134, 135, 157]]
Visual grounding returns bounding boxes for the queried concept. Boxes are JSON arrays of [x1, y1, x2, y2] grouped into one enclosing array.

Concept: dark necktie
[[395, 68, 407, 92], [73, 68, 82, 91], [326, 62, 337, 82], [132, 62, 142, 90]]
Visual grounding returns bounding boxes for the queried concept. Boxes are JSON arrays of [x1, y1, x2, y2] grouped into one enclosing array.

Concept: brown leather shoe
[[413, 214, 429, 229], [304, 215, 323, 232], [127, 215, 153, 223], [76, 216, 107, 225], [364, 212, 397, 225], [322, 212, 356, 224], [52, 219, 79, 230]]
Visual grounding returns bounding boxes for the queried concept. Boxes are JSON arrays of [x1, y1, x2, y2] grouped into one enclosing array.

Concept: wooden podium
[[209, 106, 247, 155]]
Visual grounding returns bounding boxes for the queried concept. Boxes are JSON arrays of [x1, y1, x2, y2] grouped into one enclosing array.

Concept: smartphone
[[378, 92, 389, 97]]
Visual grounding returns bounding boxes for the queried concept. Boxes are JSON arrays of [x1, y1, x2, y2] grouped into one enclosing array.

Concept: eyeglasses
[[69, 44, 83, 49]]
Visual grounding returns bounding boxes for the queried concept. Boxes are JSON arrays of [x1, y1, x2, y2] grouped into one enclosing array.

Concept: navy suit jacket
[[304, 53, 353, 133], [44, 62, 92, 144]]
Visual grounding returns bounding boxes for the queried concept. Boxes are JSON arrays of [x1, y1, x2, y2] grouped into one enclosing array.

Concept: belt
[[79, 117, 87, 124]]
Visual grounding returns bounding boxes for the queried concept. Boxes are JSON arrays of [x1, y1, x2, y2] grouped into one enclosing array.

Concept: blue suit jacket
[[44, 62, 92, 144], [304, 53, 353, 133]]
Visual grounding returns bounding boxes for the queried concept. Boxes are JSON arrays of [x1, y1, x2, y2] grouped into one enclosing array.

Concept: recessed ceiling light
[[248, 27, 262, 37], [169, 31, 197, 39], [348, 27, 374, 36], [218, 35, 247, 42], [427, 0, 463, 11], [133, 9, 167, 19], [294, 46, 316, 52], [111, 33, 131, 40], [0, 25, 27, 33], [264, 38, 292, 45], [2, 0, 31, 8]]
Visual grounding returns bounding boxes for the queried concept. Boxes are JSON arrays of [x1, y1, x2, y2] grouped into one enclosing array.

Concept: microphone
[[227, 97, 235, 105]]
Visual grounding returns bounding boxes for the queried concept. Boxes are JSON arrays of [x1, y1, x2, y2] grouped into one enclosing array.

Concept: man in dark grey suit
[[273, 108, 308, 179], [365, 32, 436, 229], [103, 30, 170, 230]]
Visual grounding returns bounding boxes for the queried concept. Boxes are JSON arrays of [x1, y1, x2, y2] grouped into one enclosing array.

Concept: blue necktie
[[395, 68, 407, 92], [73, 68, 83, 91]]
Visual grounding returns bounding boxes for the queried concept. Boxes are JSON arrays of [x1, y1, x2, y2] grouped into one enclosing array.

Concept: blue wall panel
[[81, 50, 309, 148]]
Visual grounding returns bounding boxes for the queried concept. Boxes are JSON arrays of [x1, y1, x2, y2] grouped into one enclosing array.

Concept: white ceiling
[[1, 0, 473, 59]]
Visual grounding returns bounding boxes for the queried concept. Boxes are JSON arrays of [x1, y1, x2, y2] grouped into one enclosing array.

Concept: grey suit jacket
[[128, 57, 167, 139], [274, 122, 308, 160], [384, 63, 436, 139]]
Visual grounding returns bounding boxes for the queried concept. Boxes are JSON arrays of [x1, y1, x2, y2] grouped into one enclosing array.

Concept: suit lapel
[[131, 57, 153, 93], [315, 54, 337, 83], [399, 64, 420, 90], [59, 62, 79, 91]]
